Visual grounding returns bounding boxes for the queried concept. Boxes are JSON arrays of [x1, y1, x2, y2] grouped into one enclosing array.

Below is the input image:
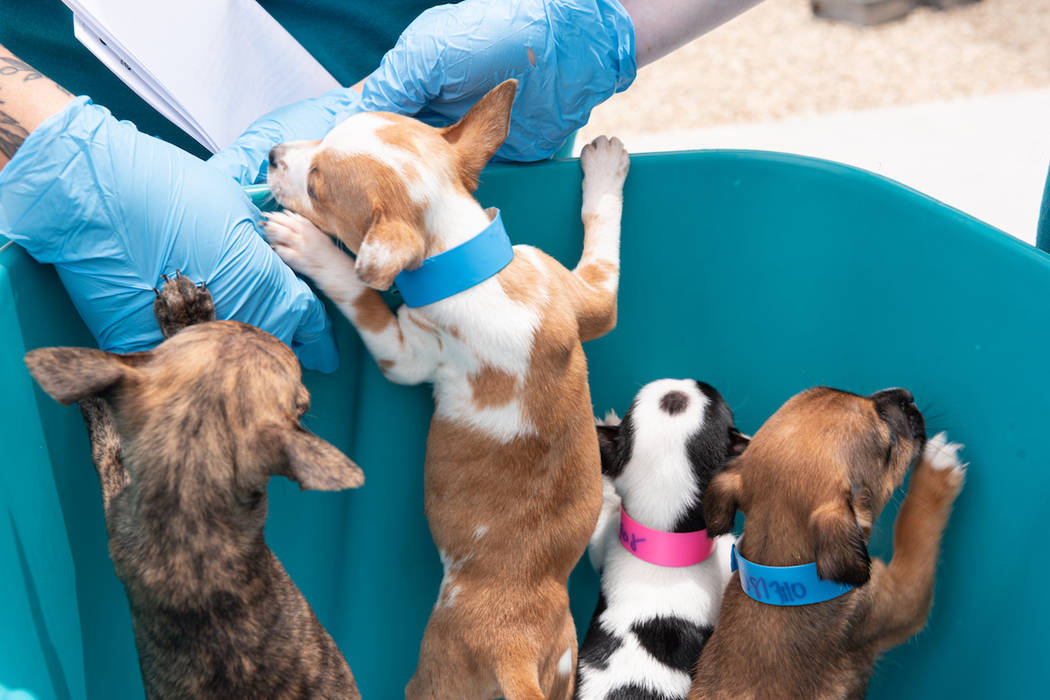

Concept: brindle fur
[[26, 274, 362, 699], [689, 387, 965, 700]]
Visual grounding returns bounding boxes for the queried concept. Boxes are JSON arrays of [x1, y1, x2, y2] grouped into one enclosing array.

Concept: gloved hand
[[208, 87, 364, 185], [361, 0, 637, 162], [0, 97, 338, 372], [212, 0, 636, 178]]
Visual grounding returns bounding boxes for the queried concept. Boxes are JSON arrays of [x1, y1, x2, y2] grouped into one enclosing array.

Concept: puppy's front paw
[[580, 135, 629, 203], [263, 211, 340, 278], [919, 431, 967, 495], [154, 271, 215, 338]]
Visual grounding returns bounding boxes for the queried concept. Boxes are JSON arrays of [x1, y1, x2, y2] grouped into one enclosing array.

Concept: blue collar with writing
[[393, 209, 514, 308], [730, 544, 855, 606]]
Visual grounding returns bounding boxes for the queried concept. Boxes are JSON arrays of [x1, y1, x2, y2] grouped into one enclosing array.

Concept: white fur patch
[[557, 646, 573, 676], [435, 549, 473, 609]]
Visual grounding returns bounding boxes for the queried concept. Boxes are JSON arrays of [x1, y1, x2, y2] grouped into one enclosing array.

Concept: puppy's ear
[[355, 210, 426, 290], [596, 424, 622, 477], [728, 428, 750, 458], [25, 347, 142, 405], [810, 496, 871, 586], [440, 79, 517, 191], [282, 429, 364, 491], [704, 466, 744, 536]]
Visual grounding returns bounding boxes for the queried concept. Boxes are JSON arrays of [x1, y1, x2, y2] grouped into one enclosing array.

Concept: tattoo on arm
[[0, 107, 30, 160], [0, 56, 43, 81], [0, 56, 72, 97]]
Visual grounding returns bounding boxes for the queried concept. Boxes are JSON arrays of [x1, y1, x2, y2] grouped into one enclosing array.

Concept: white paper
[[62, 0, 341, 152]]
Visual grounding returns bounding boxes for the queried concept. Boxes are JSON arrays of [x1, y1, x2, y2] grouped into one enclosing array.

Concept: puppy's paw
[[263, 211, 340, 278], [580, 135, 629, 200], [153, 271, 215, 338], [919, 431, 967, 495]]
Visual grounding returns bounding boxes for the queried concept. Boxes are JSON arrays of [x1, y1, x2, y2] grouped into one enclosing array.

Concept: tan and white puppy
[[263, 80, 629, 700]]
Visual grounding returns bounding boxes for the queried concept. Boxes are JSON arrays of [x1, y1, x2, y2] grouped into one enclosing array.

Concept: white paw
[[596, 409, 621, 427], [262, 210, 340, 277], [923, 431, 967, 475], [580, 135, 629, 195]]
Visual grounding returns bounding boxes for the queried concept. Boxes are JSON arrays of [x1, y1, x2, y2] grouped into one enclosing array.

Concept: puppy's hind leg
[[495, 659, 547, 700], [153, 271, 216, 338], [569, 136, 629, 342]]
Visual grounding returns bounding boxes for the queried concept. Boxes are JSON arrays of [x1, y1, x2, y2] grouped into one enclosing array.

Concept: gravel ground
[[578, 0, 1050, 141]]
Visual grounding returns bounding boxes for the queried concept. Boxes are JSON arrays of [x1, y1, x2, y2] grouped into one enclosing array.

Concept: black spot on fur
[[659, 390, 689, 415], [630, 616, 713, 677], [606, 684, 676, 700], [578, 593, 623, 671]]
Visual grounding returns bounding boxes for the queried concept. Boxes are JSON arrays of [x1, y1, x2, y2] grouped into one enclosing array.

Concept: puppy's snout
[[870, 387, 913, 407], [268, 145, 285, 170], [871, 387, 925, 440]]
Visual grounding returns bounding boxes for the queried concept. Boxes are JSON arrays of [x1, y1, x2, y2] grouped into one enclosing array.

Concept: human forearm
[[0, 45, 73, 168], [619, 0, 766, 68]]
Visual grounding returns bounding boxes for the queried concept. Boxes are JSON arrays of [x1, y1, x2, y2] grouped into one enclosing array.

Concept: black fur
[[606, 685, 675, 700], [630, 616, 713, 677], [578, 593, 623, 673]]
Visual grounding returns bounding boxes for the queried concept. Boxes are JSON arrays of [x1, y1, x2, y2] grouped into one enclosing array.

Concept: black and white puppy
[[576, 379, 748, 700]]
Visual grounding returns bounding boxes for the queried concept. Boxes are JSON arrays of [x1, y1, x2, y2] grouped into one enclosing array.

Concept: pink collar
[[619, 506, 715, 567]]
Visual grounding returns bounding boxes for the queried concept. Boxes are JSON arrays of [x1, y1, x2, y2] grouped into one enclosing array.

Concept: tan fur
[[469, 365, 518, 409], [352, 292, 396, 334], [690, 387, 964, 700]]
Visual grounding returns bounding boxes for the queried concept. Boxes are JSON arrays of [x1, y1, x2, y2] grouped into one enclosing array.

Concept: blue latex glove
[[0, 97, 338, 372], [211, 0, 636, 178], [361, 0, 637, 162], [208, 87, 364, 185]]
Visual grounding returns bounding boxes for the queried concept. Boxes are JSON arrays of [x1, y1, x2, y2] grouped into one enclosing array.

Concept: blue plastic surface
[[4, 150, 1050, 698]]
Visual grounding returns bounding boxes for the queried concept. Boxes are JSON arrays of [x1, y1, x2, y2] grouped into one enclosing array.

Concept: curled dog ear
[[810, 496, 871, 586], [703, 467, 744, 536], [25, 347, 143, 405], [440, 79, 517, 192], [355, 210, 426, 290], [282, 428, 364, 491], [596, 424, 622, 477]]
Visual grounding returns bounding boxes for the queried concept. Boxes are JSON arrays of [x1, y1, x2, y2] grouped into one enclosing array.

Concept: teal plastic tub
[[3, 151, 1049, 699]]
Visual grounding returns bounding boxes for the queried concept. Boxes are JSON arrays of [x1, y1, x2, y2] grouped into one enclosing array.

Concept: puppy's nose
[[268, 145, 284, 169]]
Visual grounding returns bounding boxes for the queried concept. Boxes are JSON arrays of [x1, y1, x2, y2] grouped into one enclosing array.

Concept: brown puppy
[[691, 387, 965, 699], [24, 275, 363, 699]]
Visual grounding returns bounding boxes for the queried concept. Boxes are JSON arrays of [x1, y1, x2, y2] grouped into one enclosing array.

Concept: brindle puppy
[[690, 387, 966, 699], [25, 274, 363, 699]]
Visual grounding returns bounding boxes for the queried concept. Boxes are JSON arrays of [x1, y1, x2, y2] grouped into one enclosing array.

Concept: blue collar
[[730, 544, 855, 606], [393, 209, 514, 308]]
